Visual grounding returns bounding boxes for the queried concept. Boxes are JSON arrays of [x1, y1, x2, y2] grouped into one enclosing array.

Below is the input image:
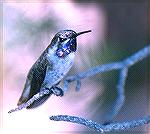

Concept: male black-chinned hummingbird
[[17, 29, 91, 109]]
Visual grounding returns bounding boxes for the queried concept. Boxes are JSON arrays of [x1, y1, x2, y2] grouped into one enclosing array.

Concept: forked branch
[[8, 45, 150, 132]]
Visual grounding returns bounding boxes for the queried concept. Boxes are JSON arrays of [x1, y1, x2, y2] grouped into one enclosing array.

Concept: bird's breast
[[44, 51, 75, 87]]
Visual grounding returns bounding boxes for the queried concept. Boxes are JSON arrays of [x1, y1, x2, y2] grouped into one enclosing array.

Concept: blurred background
[[1, 0, 150, 134]]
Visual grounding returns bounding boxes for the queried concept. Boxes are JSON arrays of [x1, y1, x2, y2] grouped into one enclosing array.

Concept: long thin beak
[[76, 30, 92, 37]]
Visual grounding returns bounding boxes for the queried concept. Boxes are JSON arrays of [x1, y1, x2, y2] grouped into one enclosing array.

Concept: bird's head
[[50, 29, 91, 58]]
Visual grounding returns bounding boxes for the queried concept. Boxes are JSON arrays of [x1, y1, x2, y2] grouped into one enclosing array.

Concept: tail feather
[[17, 91, 53, 109]]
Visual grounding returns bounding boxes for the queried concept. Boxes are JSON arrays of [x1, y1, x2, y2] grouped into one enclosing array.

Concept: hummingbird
[[17, 29, 91, 109]]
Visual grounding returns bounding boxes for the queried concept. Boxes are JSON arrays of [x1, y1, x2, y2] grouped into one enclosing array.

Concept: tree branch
[[8, 89, 51, 113], [49, 115, 150, 132], [63, 45, 150, 120], [8, 45, 150, 132]]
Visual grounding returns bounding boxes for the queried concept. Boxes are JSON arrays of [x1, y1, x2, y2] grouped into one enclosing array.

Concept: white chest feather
[[43, 49, 75, 88]]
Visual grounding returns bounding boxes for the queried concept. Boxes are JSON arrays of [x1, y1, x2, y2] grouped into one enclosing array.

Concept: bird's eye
[[59, 37, 66, 42]]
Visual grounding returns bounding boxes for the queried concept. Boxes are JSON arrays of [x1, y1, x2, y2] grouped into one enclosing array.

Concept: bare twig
[[49, 115, 150, 132], [8, 89, 51, 113]]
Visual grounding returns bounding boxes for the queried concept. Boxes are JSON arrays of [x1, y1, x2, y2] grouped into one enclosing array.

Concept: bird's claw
[[51, 86, 64, 97]]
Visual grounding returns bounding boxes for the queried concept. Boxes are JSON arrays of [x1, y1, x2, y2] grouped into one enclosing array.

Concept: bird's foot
[[51, 86, 64, 97]]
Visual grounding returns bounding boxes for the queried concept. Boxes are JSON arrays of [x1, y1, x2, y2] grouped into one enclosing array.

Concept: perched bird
[[17, 29, 91, 109]]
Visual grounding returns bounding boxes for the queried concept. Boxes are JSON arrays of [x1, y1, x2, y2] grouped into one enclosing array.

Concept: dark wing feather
[[17, 52, 53, 108]]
